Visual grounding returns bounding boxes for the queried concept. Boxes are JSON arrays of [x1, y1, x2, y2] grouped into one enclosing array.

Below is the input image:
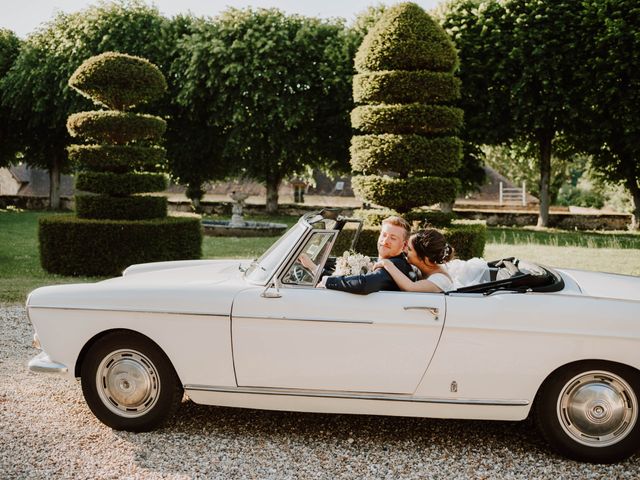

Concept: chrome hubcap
[[558, 370, 637, 447], [96, 349, 160, 418]]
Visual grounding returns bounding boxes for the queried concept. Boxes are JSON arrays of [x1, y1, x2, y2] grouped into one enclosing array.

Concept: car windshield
[[245, 222, 307, 284]]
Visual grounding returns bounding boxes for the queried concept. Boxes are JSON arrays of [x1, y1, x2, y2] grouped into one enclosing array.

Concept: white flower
[[334, 251, 373, 276]]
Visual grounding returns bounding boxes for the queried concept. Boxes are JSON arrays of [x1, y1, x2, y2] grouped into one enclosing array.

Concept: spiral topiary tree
[[39, 52, 202, 276], [350, 2, 463, 225]]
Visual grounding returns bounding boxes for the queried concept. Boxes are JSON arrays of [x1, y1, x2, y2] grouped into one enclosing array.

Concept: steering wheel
[[291, 263, 314, 283]]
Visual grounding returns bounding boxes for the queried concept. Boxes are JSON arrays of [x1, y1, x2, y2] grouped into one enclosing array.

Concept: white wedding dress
[[444, 258, 491, 289]]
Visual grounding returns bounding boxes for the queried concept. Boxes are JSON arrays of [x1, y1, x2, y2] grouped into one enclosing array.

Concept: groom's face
[[377, 223, 407, 259]]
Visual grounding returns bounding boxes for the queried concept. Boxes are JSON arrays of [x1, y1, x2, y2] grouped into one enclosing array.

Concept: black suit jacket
[[325, 254, 412, 295]]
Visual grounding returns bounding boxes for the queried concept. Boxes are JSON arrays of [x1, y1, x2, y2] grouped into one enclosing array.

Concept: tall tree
[[0, 28, 21, 168], [0, 1, 169, 209], [567, 0, 640, 229], [174, 8, 354, 212], [444, 0, 585, 226]]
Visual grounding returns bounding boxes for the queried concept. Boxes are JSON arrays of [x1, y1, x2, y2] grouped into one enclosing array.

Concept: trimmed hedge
[[441, 221, 487, 261], [405, 209, 456, 228], [69, 52, 167, 111], [355, 3, 457, 73], [67, 111, 166, 145], [333, 221, 486, 261], [68, 144, 165, 173], [352, 175, 459, 212], [76, 171, 167, 196], [354, 71, 461, 105], [352, 104, 463, 135], [350, 134, 462, 175], [39, 215, 202, 276], [76, 194, 167, 220], [351, 207, 399, 227], [352, 208, 455, 229]]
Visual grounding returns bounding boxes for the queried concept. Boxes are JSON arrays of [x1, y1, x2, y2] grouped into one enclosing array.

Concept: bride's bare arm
[[374, 259, 443, 293]]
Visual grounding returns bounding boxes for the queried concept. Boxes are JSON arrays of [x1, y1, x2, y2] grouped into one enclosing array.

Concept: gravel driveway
[[1, 305, 638, 479]]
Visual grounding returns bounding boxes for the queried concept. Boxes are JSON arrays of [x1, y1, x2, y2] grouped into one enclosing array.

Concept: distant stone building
[[0, 165, 74, 198], [458, 166, 538, 206]]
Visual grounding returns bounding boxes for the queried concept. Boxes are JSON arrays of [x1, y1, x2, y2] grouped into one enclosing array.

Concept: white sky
[[1, 0, 443, 39]]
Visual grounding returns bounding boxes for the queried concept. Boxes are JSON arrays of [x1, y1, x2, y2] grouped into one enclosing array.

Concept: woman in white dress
[[374, 229, 454, 293]]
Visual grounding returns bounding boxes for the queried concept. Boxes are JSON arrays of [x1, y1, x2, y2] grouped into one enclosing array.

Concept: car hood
[[559, 268, 640, 302], [27, 259, 252, 315]]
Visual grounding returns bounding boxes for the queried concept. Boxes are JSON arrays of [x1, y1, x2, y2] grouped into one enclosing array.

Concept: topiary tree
[[39, 52, 201, 276], [350, 2, 462, 223]]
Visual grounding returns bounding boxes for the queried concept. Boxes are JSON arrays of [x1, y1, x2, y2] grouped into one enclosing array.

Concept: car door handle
[[403, 306, 440, 320]]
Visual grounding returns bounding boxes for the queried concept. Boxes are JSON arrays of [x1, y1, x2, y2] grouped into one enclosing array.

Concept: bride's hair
[[411, 229, 455, 264]]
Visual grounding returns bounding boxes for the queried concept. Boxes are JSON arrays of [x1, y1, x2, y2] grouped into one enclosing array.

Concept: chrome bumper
[[28, 351, 68, 375]]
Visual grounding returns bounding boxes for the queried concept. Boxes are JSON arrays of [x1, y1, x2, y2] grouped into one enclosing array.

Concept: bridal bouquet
[[334, 251, 374, 276]]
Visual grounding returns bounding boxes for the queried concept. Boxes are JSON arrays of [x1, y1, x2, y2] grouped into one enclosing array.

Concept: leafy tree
[[444, 0, 586, 226], [567, 0, 640, 229], [0, 1, 170, 209], [0, 28, 21, 168], [174, 8, 354, 212], [483, 139, 575, 204], [350, 2, 462, 215]]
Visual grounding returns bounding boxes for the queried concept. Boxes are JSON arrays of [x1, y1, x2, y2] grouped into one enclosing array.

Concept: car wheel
[[535, 361, 640, 463], [80, 331, 183, 432]]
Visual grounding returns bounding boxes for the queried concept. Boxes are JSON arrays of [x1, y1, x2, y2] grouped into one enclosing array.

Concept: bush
[[56, 52, 202, 276], [352, 104, 463, 135], [67, 111, 166, 144], [351, 208, 400, 227], [76, 172, 167, 196], [405, 209, 456, 228], [354, 70, 460, 105], [350, 134, 462, 175], [442, 221, 486, 260], [352, 175, 459, 212], [68, 144, 165, 173], [39, 215, 202, 276], [69, 52, 167, 111], [351, 3, 462, 217], [76, 195, 167, 220], [354, 3, 457, 73]]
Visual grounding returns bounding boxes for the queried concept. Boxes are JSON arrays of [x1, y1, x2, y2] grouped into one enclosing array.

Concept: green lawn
[[1, 209, 639, 304]]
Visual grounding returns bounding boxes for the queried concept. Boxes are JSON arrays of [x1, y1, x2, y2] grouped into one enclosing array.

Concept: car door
[[231, 287, 446, 394]]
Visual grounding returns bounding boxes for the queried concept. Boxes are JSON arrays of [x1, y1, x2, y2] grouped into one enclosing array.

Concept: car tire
[[80, 330, 183, 432], [535, 361, 640, 463]]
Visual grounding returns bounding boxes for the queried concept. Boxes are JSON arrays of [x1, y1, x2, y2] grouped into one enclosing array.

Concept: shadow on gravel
[[112, 398, 567, 478], [110, 399, 640, 478]]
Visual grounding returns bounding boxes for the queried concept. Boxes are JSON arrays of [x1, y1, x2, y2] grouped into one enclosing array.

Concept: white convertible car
[[27, 210, 640, 463]]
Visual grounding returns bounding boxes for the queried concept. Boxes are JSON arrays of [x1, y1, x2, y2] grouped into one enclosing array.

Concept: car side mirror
[[261, 279, 282, 298]]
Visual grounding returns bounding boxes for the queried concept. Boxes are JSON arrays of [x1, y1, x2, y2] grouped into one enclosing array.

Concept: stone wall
[[454, 209, 632, 231], [2, 194, 632, 231]]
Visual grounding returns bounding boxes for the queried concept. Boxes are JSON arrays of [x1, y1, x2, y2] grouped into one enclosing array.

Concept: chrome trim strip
[[27, 306, 229, 317], [233, 315, 373, 325], [184, 384, 529, 406]]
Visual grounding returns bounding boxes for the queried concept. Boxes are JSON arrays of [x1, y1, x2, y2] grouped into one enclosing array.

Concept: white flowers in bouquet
[[334, 251, 374, 276]]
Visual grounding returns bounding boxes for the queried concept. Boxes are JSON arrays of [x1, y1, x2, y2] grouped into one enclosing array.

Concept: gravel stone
[[1, 304, 639, 479]]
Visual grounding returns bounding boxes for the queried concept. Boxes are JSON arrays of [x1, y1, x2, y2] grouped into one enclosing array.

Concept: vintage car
[[27, 210, 640, 463]]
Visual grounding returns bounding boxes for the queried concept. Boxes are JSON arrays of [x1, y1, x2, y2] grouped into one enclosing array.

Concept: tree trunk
[[440, 201, 454, 213], [265, 177, 280, 214], [49, 155, 62, 210], [536, 131, 553, 228], [186, 181, 204, 213], [626, 176, 640, 231]]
